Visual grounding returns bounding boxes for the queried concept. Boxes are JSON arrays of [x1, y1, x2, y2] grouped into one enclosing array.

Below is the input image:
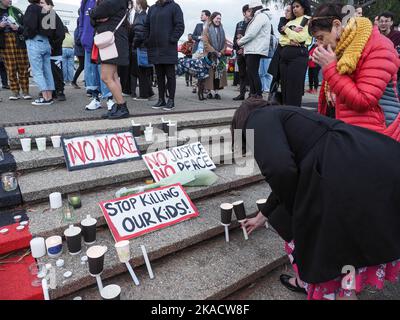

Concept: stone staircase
[[0, 109, 289, 300]]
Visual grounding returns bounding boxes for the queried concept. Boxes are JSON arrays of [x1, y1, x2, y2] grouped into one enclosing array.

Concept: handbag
[[137, 47, 153, 68], [94, 14, 126, 61], [91, 44, 99, 64]]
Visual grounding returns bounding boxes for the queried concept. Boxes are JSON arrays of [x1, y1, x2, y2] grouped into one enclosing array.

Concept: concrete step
[[27, 163, 264, 239], [225, 264, 400, 300], [12, 125, 230, 172], [17, 143, 239, 203], [61, 227, 287, 300], [36, 181, 274, 299], [6, 110, 235, 149]]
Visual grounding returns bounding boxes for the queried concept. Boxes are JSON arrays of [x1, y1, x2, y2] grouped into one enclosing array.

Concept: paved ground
[[0, 77, 318, 126]]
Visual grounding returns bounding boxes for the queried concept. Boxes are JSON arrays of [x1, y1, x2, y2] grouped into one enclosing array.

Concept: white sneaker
[[106, 99, 115, 110], [85, 98, 102, 111], [9, 94, 20, 100]]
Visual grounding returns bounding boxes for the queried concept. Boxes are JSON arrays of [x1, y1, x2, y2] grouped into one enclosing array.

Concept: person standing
[[378, 12, 400, 50], [279, 0, 312, 107], [62, 26, 75, 84], [180, 33, 194, 87], [191, 9, 210, 94], [203, 12, 227, 100], [72, 15, 85, 89], [24, 0, 55, 105], [132, 0, 154, 101], [90, 0, 130, 119], [0, 58, 8, 89], [306, 43, 320, 94], [0, 0, 31, 101], [78, 0, 114, 112], [232, 5, 251, 101], [237, 1, 271, 99], [41, 0, 66, 102], [145, 0, 184, 111]]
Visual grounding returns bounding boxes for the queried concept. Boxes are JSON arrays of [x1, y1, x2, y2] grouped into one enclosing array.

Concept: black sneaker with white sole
[[32, 97, 54, 106]]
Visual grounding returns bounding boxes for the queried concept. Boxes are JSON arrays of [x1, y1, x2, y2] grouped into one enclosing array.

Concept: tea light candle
[[18, 128, 25, 135], [49, 192, 62, 209], [30, 237, 46, 259], [13, 215, 22, 223], [0, 228, 9, 235]]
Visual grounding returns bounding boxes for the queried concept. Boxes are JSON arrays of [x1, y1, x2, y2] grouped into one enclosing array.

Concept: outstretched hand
[[312, 44, 337, 68], [244, 212, 267, 235]]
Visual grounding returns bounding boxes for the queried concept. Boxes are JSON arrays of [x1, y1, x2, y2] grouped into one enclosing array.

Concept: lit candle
[[69, 196, 81, 209]]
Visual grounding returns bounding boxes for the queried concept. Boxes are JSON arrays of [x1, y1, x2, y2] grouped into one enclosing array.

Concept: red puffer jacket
[[318, 27, 400, 139]]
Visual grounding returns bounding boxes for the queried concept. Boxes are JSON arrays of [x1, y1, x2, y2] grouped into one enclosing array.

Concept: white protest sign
[[62, 132, 141, 171], [142, 142, 216, 182], [99, 184, 199, 242]]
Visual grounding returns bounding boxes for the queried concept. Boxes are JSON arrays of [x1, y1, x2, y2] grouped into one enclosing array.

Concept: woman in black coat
[[232, 102, 400, 300], [145, 0, 184, 111], [90, 0, 130, 119]]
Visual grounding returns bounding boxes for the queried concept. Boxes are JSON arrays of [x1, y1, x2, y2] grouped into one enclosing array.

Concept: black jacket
[[246, 106, 400, 284], [90, 0, 129, 66], [0, 6, 26, 50], [48, 12, 66, 57], [192, 22, 203, 53], [132, 10, 147, 49], [233, 20, 249, 51], [145, 0, 184, 65], [23, 4, 50, 40]]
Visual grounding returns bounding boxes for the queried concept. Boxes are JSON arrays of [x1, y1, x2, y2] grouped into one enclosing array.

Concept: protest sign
[[142, 142, 216, 182], [99, 184, 199, 241], [62, 132, 141, 171]]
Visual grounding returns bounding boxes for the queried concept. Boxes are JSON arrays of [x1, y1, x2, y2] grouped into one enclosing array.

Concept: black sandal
[[280, 274, 307, 295]]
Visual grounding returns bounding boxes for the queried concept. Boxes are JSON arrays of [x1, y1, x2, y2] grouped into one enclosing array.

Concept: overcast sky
[[56, 0, 284, 40]]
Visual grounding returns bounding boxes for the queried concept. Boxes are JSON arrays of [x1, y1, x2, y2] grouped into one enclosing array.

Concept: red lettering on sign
[[83, 141, 96, 161], [67, 142, 86, 165], [97, 138, 111, 161], [144, 153, 160, 170], [153, 165, 176, 181], [124, 134, 138, 154], [117, 136, 130, 155], [110, 136, 122, 157]]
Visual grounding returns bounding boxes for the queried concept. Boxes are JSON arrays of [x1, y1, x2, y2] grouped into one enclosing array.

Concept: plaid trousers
[[0, 33, 30, 94]]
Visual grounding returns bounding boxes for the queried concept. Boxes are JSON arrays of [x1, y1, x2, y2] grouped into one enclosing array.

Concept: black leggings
[[246, 54, 263, 96], [280, 46, 308, 107], [138, 66, 153, 98], [308, 66, 320, 90], [155, 64, 176, 100], [72, 55, 84, 84]]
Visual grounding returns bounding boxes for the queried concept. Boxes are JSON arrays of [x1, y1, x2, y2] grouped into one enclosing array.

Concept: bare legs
[[101, 64, 124, 104]]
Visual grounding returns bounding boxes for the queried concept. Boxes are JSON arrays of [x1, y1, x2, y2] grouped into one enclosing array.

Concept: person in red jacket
[[309, 3, 400, 140], [306, 43, 320, 94]]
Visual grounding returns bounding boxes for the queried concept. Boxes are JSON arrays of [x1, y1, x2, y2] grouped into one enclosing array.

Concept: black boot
[[101, 103, 117, 119], [152, 99, 166, 110], [233, 94, 245, 101], [108, 103, 130, 120], [163, 98, 175, 111]]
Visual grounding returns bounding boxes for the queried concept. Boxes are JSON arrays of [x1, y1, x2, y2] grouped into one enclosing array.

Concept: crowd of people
[[0, 0, 399, 118]]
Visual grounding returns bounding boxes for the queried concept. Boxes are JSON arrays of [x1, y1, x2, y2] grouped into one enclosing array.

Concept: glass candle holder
[[68, 193, 82, 209], [63, 204, 75, 223], [1, 172, 18, 192]]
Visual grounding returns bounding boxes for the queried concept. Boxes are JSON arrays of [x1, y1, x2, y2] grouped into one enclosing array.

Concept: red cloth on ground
[[318, 27, 400, 138], [0, 253, 44, 300], [0, 223, 32, 255]]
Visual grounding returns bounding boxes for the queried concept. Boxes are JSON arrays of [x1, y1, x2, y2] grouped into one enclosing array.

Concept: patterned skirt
[[285, 241, 400, 300]]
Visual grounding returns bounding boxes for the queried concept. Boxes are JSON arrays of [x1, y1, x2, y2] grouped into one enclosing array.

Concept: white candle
[[30, 237, 46, 259], [49, 192, 62, 209], [140, 245, 154, 279]]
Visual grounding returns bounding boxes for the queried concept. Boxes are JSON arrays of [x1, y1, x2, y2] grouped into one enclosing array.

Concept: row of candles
[[29, 215, 154, 300], [131, 117, 178, 141], [220, 199, 268, 242]]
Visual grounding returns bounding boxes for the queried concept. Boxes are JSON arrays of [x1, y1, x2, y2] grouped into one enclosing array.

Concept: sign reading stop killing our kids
[[62, 132, 141, 171], [142, 142, 216, 182], [99, 184, 199, 242]]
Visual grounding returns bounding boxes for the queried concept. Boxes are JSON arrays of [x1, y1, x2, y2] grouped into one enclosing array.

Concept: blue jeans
[[84, 50, 111, 99], [259, 58, 273, 92], [62, 48, 75, 82], [26, 35, 55, 92]]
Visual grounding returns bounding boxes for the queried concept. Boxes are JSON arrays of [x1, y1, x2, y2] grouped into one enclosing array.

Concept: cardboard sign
[[142, 142, 216, 182], [99, 184, 199, 241], [62, 132, 141, 171]]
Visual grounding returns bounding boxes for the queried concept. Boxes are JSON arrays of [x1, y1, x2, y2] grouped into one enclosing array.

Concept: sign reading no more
[[99, 184, 199, 242], [62, 131, 141, 171]]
